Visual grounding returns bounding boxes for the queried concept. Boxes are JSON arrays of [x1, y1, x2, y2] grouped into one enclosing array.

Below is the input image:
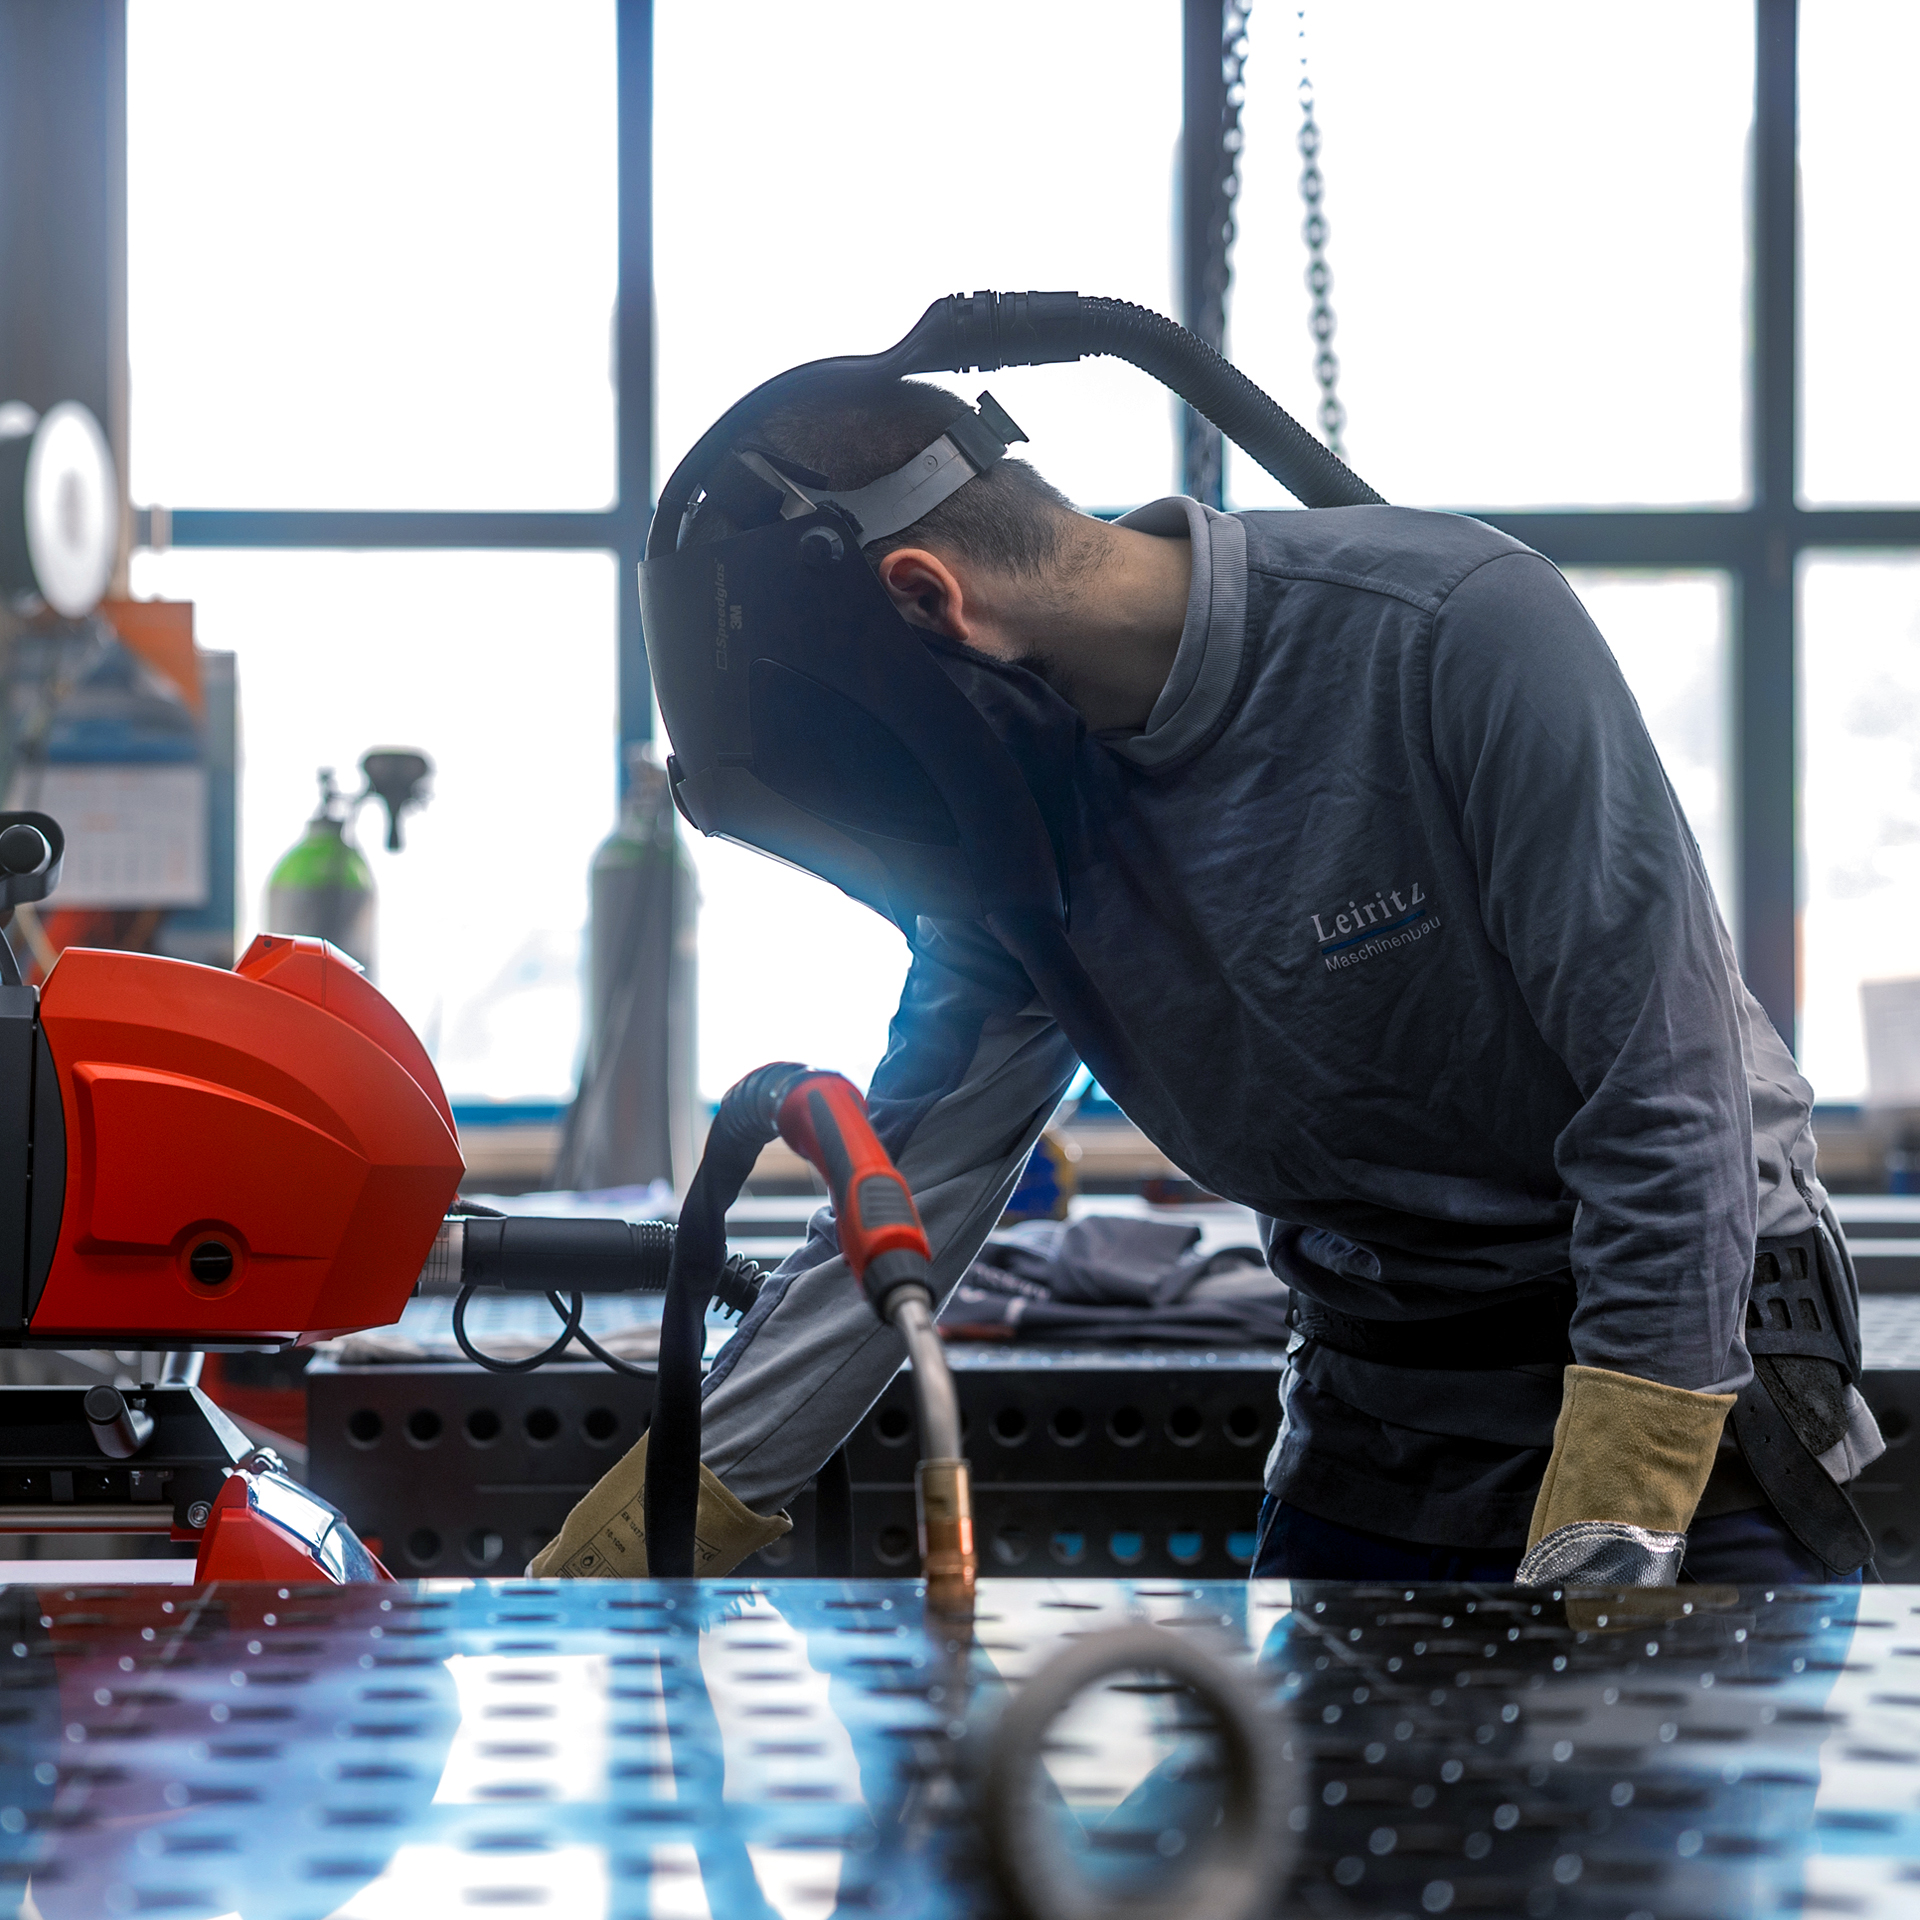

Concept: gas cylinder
[[264, 769, 377, 975], [552, 752, 698, 1191]]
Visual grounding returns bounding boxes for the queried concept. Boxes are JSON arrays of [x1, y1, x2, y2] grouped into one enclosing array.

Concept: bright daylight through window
[[127, 0, 618, 1101], [1797, 4, 1920, 1101], [653, 0, 1181, 1096], [122, 0, 1920, 1115]]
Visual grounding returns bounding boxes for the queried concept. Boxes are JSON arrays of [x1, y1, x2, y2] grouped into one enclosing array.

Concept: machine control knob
[[84, 1386, 155, 1461], [188, 1239, 235, 1284], [0, 824, 49, 877]]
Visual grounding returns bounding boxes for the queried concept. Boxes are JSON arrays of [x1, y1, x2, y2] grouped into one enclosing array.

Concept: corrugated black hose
[[898, 290, 1383, 512], [650, 289, 1384, 565], [644, 1062, 808, 1577]]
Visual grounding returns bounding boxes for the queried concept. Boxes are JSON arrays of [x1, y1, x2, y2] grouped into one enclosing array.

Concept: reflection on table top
[[0, 1575, 1910, 1917]]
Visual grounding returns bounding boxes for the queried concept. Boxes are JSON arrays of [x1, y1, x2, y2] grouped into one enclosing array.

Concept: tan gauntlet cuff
[[1518, 1364, 1734, 1587], [527, 1430, 791, 1578]]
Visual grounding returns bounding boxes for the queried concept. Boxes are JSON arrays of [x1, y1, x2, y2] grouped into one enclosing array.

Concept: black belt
[[1287, 1288, 1575, 1372]]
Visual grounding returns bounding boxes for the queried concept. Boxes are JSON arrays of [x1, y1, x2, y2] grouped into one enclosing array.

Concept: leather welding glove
[[1516, 1365, 1735, 1588], [527, 1429, 791, 1578]]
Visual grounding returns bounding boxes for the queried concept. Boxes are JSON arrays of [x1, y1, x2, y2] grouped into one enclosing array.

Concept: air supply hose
[[894, 290, 1383, 512], [650, 288, 1383, 560]]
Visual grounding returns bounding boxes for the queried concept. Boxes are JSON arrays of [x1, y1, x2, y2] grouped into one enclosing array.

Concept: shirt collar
[[1099, 496, 1249, 772]]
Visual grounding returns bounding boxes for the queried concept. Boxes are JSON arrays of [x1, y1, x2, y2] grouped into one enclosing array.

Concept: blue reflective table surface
[[0, 1576, 1912, 1917]]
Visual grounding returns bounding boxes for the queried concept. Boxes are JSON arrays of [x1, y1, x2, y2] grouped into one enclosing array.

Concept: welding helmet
[[641, 291, 1380, 1097]]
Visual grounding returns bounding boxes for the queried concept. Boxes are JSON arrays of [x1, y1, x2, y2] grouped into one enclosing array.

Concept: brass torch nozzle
[[917, 1456, 976, 1613]]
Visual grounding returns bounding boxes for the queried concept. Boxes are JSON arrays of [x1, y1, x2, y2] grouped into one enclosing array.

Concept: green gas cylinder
[[264, 768, 377, 975]]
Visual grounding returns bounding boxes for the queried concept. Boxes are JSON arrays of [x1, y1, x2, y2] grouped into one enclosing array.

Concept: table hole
[[1225, 1404, 1264, 1445]]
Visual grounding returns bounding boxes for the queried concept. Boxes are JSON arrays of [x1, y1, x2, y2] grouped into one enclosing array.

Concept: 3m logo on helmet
[[711, 560, 742, 671]]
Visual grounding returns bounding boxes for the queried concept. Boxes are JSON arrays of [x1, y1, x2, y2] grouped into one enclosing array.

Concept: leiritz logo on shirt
[[1311, 882, 1441, 973]]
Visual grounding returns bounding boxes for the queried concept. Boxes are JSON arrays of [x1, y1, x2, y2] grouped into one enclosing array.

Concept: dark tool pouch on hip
[[1730, 1207, 1874, 1574]]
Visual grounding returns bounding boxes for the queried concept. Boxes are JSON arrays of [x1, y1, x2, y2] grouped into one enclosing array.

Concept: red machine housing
[[28, 933, 464, 1345]]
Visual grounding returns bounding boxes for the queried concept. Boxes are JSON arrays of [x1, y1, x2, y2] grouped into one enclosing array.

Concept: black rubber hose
[[644, 1061, 807, 1577], [1079, 297, 1381, 510], [648, 290, 1383, 561], [895, 290, 1383, 512]]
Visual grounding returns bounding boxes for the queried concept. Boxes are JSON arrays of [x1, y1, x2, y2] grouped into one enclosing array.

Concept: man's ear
[[876, 547, 970, 641]]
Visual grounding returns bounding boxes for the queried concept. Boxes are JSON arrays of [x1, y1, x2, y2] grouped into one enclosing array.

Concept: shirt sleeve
[[696, 915, 1080, 1512], [1428, 548, 1756, 1394]]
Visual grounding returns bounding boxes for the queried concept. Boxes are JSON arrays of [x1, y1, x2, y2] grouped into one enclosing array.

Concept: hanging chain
[[1295, 8, 1347, 459], [1204, 1, 1254, 346], [1184, 2, 1253, 507]]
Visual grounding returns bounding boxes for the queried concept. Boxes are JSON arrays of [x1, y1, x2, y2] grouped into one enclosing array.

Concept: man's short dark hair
[[688, 371, 1076, 575]]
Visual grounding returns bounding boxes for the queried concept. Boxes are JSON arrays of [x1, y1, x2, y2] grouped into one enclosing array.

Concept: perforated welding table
[[0, 1576, 1916, 1916], [305, 1294, 1920, 1585], [307, 1336, 1286, 1581]]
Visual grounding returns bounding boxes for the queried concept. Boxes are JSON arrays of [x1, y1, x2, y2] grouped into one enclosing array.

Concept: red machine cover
[[31, 936, 464, 1344]]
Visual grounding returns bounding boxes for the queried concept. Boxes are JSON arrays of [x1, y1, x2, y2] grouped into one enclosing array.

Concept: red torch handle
[[776, 1072, 934, 1312]]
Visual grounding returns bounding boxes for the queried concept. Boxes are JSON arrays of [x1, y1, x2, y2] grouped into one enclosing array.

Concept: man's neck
[[968, 516, 1194, 733]]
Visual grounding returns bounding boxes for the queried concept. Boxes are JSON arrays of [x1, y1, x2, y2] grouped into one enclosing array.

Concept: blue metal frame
[[147, 0, 1919, 1050]]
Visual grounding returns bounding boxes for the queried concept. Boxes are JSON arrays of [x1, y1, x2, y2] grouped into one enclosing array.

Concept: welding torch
[[638, 1061, 975, 1596], [411, 1064, 974, 1595]]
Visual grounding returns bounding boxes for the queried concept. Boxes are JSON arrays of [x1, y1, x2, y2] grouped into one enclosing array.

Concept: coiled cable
[[453, 1287, 585, 1374], [447, 1249, 769, 1377]]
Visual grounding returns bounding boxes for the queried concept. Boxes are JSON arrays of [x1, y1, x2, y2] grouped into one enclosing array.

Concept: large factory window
[[127, 0, 618, 511], [1224, 0, 1752, 512], [111, 0, 1919, 1130], [1800, 556, 1920, 1102], [125, 2, 622, 1114], [1799, 2, 1920, 506], [690, 832, 913, 1102], [654, 0, 1183, 1096], [127, 547, 618, 1103], [653, 0, 1184, 514]]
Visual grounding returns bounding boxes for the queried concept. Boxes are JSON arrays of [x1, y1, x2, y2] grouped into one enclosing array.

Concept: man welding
[[535, 335, 1880, 1589]]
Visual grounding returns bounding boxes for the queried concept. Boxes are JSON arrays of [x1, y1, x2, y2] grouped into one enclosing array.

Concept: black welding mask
[[641, 291, 1381, 1098]]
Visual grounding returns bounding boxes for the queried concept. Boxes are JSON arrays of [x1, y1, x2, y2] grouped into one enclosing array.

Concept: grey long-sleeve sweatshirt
[[696, 497, 1827, 1547]]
